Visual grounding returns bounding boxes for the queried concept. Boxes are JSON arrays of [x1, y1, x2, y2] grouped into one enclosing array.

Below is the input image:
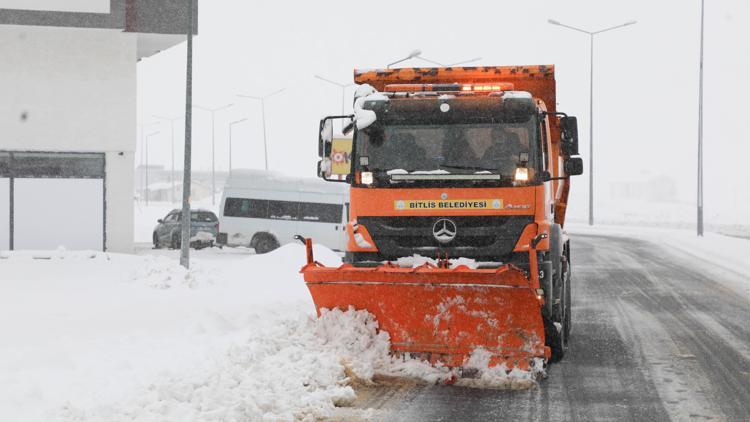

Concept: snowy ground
[[0, 242, 537, 421], [0, 244, 354, 421], [2, 202, 748, 421]]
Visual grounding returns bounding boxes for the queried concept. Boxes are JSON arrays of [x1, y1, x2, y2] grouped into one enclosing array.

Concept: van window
[[224, 197, 343, 224], [224, 198, 268, 218], [268, 200, 299, 220], [299, 203, 343, 223]]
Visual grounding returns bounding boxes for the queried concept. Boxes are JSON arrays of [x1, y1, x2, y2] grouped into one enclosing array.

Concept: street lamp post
[[697, 0, 705, 237], [548, 18, 637, 226], [181, 0, 195, 269], [144, 130, 160, 205], [387, 49, 422, 68], [314, 75, 354, 130], [236, 88, 285, 171], [138, 122, 159, 202], [193, 103, 234, 205], [228, 118, 248, 175], [153, 114, 182, 203]]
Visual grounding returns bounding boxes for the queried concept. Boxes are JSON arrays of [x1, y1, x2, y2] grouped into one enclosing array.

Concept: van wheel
[[253, 233, 279, 254]]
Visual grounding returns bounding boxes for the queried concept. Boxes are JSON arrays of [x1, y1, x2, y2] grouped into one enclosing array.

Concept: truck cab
[[317, 66, 582, 269]]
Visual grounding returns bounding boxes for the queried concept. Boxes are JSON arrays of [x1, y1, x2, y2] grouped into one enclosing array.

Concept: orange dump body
[[302, 260, 550, 369]]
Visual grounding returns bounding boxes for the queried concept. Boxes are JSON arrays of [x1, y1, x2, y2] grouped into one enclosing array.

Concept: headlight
[[514, 167, 529, 182], [361, 171, 374, 185]]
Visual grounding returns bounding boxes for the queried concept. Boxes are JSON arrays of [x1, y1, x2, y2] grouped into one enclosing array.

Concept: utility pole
[[697, 0, 705, 237], [193, 103, 234, 205], [180, 0, 194, 269], [153, 114, 182, 203], [237, 88, 285, 170], [548, 19, 637, 226]]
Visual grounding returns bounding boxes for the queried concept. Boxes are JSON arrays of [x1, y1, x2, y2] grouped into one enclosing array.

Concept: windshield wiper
[[439, 163, 499, 172]]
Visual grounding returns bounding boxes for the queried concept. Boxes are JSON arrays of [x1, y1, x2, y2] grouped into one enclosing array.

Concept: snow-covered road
[[348, 232, 750, 421]]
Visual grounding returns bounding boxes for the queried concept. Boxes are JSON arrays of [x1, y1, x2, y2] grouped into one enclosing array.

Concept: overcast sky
[[137, 0, 750, 223]]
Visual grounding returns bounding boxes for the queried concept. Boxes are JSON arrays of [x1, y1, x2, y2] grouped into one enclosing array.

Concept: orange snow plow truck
[[299, 65, 583, 372]]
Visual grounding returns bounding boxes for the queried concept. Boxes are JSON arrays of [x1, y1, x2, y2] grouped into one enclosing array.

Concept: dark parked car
[[153, 209, 219, 249]]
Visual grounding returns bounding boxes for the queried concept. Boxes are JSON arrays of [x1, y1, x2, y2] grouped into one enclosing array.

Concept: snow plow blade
[[300, 256, 549, 370]]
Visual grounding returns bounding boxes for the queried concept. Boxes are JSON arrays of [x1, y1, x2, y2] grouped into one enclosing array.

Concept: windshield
[[191, 211, 218, 223], [357, 117, 538, 177]]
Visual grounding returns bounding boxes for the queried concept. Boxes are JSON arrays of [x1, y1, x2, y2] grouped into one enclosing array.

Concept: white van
[[218, 170, 349, 253]]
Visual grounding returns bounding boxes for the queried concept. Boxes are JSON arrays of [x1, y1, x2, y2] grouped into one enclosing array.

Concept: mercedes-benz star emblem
[[432, 219, 457, 244]]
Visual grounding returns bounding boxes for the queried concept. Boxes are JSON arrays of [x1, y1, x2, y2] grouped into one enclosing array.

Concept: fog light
[[514, 167, 529, 182], [361, 171, 373, 185], [535, 288, 545, 301]]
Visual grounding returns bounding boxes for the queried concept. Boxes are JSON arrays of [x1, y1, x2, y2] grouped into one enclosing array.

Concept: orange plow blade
[[301, 261, 550, 370]]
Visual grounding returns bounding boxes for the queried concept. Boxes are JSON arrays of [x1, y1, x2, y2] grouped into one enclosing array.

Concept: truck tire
[[543, 308, 566, 363], [549, 224, 564, 324], [253, 233, 279, 254], [564, 245, 572, 338]]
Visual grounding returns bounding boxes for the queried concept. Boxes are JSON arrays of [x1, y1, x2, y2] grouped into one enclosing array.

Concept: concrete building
[[0, 0, 197, 252]]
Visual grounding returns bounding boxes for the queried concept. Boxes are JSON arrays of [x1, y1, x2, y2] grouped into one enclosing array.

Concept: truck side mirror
[[317, 115, 354, 182], [318, 118, 334, 158], [560, 116, 579, 156], [564, 157, 584, 176]]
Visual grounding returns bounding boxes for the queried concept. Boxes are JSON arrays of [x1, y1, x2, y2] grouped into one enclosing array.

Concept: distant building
[[0, 0, 198, 252]]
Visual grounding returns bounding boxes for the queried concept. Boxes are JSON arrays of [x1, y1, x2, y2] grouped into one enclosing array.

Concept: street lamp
[[697, 0, 705, 237], [138, 121, 159, 201], [228, 117, 248, 175], [314, 75, 354, 130], [144, 130, 160, 205], [153, 114, 182, 203], [548, 18, 637, 226], [387, 49, 422, 68], [193, 102, 234, 205], [236, 88, 285, 171]]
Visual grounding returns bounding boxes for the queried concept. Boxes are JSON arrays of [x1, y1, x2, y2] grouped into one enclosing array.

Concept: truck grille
[[357, 215, 533, 260]]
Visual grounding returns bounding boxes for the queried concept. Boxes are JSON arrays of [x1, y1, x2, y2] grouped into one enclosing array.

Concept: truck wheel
[[564, 247, 572, 338], [549, 224, 564, 324], [544, 308, 567, 363], [253, 233, 279, 254]]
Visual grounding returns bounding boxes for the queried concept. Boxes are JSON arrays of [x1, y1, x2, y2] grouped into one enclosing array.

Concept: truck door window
[[539, 117, 549, 171]]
